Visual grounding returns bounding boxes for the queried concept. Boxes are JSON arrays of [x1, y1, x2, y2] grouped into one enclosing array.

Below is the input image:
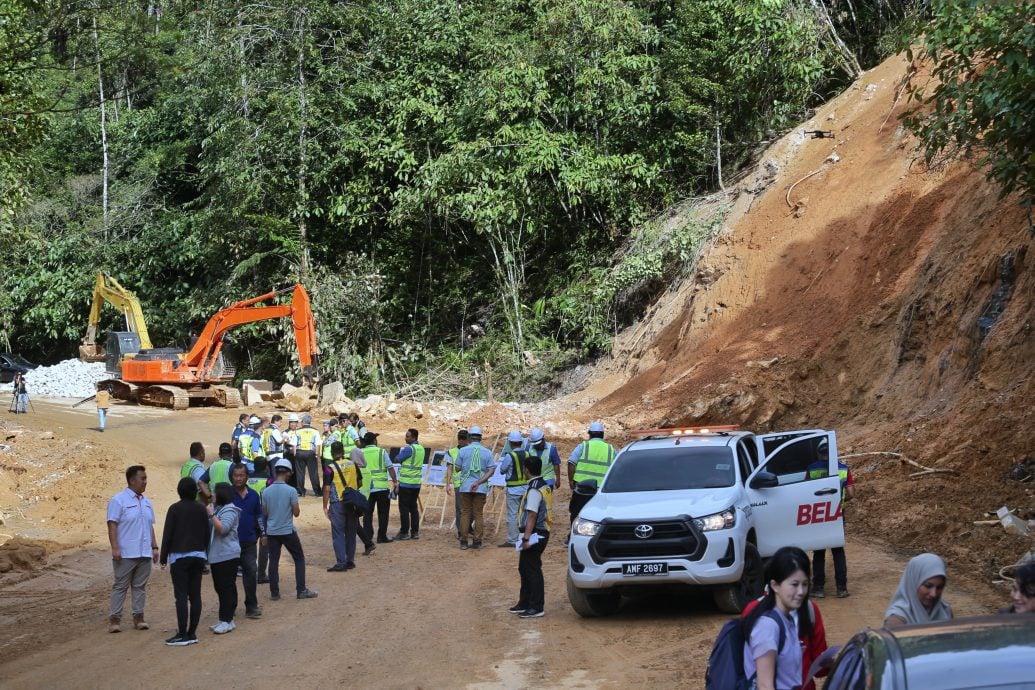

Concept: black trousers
[[210, 558, 239, 623], [813, 547, 848, 591], [569, 490, 592, 524], [397, 486, 421, 536], [294, 450, 320, 496], [268, 531, 307, 596], [517, 532, 550, 611], [239, 541, 258, 610], [170, 556, 204, 636], [364, 490, 391, 541]]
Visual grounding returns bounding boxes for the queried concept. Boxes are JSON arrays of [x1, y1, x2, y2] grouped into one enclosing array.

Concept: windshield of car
[[602, 446, 735, 492]]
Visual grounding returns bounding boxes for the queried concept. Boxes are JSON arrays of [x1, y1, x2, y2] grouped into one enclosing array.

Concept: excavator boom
[[80, 272, 154, 361]]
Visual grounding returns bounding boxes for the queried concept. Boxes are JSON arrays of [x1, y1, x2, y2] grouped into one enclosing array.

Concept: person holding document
[[508, 453, 552, 619]]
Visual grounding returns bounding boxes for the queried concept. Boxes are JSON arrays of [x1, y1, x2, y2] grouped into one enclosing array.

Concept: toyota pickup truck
[[566, 427, 846, 617]]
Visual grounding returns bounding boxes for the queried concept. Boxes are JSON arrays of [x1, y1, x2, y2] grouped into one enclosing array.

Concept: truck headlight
[[693, 507, 736, 532], [572, 517, 602, 537]]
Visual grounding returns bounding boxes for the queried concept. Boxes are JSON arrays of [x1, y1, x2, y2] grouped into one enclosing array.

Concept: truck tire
[[566, 574, 621, 617], [713, 543, 764, 614]]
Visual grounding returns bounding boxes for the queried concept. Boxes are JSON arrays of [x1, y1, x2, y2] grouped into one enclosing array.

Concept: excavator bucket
[[79, 343, 106, 363]]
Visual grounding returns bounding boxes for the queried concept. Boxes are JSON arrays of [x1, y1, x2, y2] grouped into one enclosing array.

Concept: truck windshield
[[602, 447, 735, 492]]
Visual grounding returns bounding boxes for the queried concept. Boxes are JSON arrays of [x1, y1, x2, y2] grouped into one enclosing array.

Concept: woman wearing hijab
[[884, 552, 953, 628]]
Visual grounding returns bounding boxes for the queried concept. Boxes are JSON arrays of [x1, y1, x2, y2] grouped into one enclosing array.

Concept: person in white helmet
[[454, 426, 497, 550], [567, 422, 616, 530], [496, 430, 529, 547], [526, 428, 562, 488]]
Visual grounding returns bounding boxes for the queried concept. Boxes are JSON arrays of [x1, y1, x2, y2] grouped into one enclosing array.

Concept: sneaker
[[376, 537, 394, 544], [836, 589, 850, 598], [459, 541, 469, 550], [228, 620, 236, 631], [165, 633, 196, 646], [212, 621, 233, 634], [257, 576, 270, 584], [297, 589, 319, 599], [270, 593, 281, 601], [245, 608, 262, 619], [394, 532, 410, 541], [410, 533, 420, 540], [519, 609, 545, 618], [812, 587, 826, 599], [363, 544, 377, 556], [508, 604, 528, 614], [327, 564, 348, 572]]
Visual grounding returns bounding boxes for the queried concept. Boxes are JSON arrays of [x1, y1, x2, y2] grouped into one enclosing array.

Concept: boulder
[[242, 384, 265, 407], [282, 388, 317, 412], [242, 379, 273, 392], [386, 402, 399, 414], [282, 383, 300, 396], [320, 381, 346, 406]]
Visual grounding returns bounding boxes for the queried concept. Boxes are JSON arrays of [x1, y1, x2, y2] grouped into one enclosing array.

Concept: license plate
[[622, 562, 668, 576]]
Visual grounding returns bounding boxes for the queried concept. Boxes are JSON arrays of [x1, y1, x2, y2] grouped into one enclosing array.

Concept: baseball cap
[[469, 425, 483, 437], [588, 421, 605, 433], [529, 428, 545, 444], [288, 413, 300, 422], [273, 458, 292, 472], [361, 431, 379, 445], [507, 430, 524, 444]]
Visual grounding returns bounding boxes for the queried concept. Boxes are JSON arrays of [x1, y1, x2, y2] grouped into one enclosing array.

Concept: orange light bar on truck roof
[[630, 425, 741, 436]]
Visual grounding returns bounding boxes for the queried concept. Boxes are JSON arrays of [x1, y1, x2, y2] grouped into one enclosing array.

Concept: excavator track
[[213, 385, 242, 408], [97, 379, 137, 402], [136, 385, 190, 410]]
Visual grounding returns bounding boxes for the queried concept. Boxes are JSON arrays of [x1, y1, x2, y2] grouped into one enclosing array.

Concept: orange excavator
[[102, 284, 319, 409]]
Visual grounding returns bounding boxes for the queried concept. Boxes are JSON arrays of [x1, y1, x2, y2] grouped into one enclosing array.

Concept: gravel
[[23, 359, 108, 398]]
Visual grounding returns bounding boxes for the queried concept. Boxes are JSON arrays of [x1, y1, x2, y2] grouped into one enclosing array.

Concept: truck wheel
[[566, 574, 621, 617], [713, 543, 764, 614]]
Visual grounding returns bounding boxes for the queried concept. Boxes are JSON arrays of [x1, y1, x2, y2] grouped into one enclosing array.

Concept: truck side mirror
[[574, 479, 599, 496], [749, 472, 779, 490]]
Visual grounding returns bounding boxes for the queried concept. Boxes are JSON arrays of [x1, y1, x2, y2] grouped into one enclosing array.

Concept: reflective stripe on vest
[[209, 459, 233, 489], [571, 439, 616, 483], [328, 460, 359, 500], [361, 445, 391, 496], [246, 477, 268, 494], [461, 446, 486, 483], [518, 478, 552, 533], [529, 442, 557, 483], [180, 458, 204, 480], [505, 450, 529, 487], [398, 443, 425, 485], [448, 447, 462, 487], [296, 427, 319, 451]]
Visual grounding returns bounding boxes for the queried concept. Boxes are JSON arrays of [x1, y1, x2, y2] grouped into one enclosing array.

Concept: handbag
[[331, 462, 370, 516]]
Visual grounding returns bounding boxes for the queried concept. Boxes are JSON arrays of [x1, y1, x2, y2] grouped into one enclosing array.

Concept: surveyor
[[455, 426, 496, 550], [497, 430, 529, 548], [357, 431, 398, 544], [567, 422, 616, 526], [394, 428, 425, 541], [444, 429, 472, 539]]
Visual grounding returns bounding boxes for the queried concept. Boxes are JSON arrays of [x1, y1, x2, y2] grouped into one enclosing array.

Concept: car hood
[[580, 489, 737, 522]]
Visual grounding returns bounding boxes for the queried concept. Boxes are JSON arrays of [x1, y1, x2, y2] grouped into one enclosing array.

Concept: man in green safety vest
[[180, 442, 209, 502], [496, 430, 529, 548], [444, 429, 471, 540], [527, 428, 562, 488], [393, 428, 425, 541], [356, 431, 398, 544], [339, 413, 359, 455], [454, 426, 497, 550], [200, 442, 235, 497], [567, 422, 616, 530]]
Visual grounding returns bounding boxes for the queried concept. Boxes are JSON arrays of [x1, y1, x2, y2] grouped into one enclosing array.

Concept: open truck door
[[746, 430, 845, 557]]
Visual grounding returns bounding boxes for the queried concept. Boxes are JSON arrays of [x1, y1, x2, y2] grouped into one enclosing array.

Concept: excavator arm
[[181, 284, 319, 383], [80, 272, 154, 361]]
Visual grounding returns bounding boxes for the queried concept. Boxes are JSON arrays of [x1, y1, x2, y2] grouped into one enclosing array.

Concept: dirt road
[[0, 401, 1003, 689]]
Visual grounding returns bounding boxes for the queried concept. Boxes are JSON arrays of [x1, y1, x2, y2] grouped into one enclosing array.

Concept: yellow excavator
[[79, 272, 153, 363]]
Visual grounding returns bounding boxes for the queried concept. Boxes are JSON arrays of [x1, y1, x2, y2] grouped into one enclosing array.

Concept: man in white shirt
[[106, 465, 159, 633]]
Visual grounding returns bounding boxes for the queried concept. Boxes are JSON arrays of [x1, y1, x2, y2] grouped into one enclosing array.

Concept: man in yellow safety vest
[[393, 428, 425, 541], [356, 431, 398, 544]]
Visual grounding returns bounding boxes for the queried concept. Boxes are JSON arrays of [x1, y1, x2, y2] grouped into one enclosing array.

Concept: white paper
[[514, 533, 541, 551]]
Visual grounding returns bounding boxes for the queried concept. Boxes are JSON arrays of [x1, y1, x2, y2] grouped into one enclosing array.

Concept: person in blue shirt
[[454, 426, 496, 550], [496, 430, 528, 548], [393, 428, 425, 540], [230, 463, 265, 619]]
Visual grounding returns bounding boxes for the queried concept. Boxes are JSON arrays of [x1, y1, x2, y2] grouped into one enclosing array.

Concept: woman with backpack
[[207, 483, 242, 634], [742, 581, 829, 689], [742, 546, 814, 690]]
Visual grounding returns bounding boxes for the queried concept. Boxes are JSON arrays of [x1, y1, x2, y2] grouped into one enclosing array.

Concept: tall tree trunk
[[92, 15, 109, 235], [295, 7, 311, 279]]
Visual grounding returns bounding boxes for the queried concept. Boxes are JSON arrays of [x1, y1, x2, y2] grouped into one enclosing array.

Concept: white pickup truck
[[566, 427, 846, 617]]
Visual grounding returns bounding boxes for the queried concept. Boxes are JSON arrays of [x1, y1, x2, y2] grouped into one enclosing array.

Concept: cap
[[469, 425, 483, 437], [249, 415, 261, 424], [588, 421, 605, 433], [529, 428, 545, 444], [361, 431, 379, 445], [338, 413, 349, 421], [328, 418, 339, 427], [507, 430, 524, 444], [288, 413, 300, 422], [273, 458, 293, 472]]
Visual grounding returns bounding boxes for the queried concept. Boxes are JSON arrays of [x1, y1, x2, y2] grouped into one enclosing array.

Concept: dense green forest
[[1, 0, 1030, 398]]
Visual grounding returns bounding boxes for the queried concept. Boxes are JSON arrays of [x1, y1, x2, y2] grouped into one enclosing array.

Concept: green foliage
[[905, 0, 1034, 207]]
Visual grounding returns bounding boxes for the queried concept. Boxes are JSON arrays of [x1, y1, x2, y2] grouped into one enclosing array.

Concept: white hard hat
[[249, 415, 261, 424], [469, 425, 483, 437], [507, 430, 524, 444], [529, 428, 545, 444], [288, 413, 300, 422], [588, 421, 605, 433], [274, 458, 293, 472]]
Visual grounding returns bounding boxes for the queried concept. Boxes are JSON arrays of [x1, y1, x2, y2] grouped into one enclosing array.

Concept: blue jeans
[[329, 501, 358, 566], [98, 407, 107, 430], [505, 492, 523, 544], [16, 393, 28, 413]]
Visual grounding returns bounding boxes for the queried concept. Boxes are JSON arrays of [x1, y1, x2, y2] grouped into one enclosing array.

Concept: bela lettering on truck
[[796, 501, 843, 525]]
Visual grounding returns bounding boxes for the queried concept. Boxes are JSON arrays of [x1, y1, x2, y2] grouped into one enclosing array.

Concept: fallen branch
[[841, 451, 901, 459], [909, 468, 957, 479], [879, 68, 916, 133]]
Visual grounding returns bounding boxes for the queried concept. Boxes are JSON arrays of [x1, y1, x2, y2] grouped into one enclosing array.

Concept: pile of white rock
[[24, 359, 108, 398]]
